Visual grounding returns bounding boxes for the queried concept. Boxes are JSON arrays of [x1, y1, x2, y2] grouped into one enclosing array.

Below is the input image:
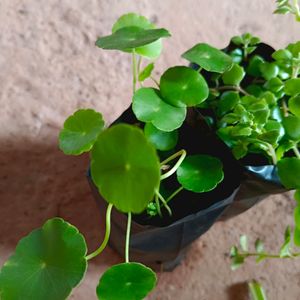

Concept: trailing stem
[[155, 190, 172, 216], [86, 203, 113, 260], [132, 50, 138, 93], [210, 85, 250, 96], [125, 212, 132, 263]]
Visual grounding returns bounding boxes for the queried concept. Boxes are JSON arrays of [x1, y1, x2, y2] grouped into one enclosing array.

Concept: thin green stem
[[86, 203, 113, 261], [160, 149, 187, 180], [155, 193, 162, 217], [210, 85, 250, 96], [150, 76, 160, 88], [166, 186, 184, 203], [137, 56, 142, 75], [155, 190, 172, 216], [132, 50, 137, 93], [293, 146, 300, 158], [267, 143, 278, 165], [125, 212, 132, 263], [282, 100, 289, 117]]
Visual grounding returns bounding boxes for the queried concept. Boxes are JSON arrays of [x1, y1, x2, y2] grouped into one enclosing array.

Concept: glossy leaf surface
[[222, 64, 245, 86], [132, 88, 186, 132], [96, 263, 156, 300], [91, 124, 160, 213], [160, 66, 209, 107], [59, 109, 104, 155], [177, 155, 224, 193], [284, 78, 300, 96], [182, 43, 233, 73], [289, 96, 300, 117], [278, 157, 300, 189], [282, 115, 300, 140], [0, 218, 87, 300]]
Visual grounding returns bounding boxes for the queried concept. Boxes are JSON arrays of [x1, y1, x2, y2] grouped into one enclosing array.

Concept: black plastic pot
[[87, 106, 242, 270]]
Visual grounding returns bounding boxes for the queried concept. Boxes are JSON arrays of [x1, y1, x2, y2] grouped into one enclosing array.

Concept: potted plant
[[0, 12, 242, 300]]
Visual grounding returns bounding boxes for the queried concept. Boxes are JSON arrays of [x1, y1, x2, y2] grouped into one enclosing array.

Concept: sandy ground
[[1, 0, 300, 299]]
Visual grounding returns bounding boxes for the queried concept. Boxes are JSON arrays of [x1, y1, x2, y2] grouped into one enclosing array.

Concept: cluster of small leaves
[[196, 33, 300, 190], [274, 0, 300, 22], [230, 226, 300, 271]]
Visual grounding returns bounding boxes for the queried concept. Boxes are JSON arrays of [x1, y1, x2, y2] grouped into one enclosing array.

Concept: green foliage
[[91, 124, 161, 213], [144, 123, 178, 151], [96, 263, 157, 300], [274, 0, 300, 22], [289, 95, 300, 116], [248, 281, 268, 300], [182, 43, 233, 73], [132, 87, 186, 131], [138, 63, 154, 82], [59, 109, 104, 155], [222, 64, 245, 85], [278, 157, 300, 189], [176, 155, 224, 193], [0, 218, 87, 300], [284, 78, 300, 96], [160, 66, 209, 107]]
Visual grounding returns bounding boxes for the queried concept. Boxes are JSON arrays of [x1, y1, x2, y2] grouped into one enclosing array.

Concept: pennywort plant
[[0, 13, 233, 299]]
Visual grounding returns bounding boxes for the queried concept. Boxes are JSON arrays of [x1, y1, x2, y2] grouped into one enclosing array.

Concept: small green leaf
[[259, 130, 281, 144], [289, 96, 300, 117], [231, 35, 243, 46], [231, 255, 245, 270], [132, 88, 186, 132], [112, 13, 163, 59], [91, 124, 160, 213], [160, 66, 209, 107], [232, 141, 248, 159], [259, 62, 279, 80], [230, 246, 238, 257], [96, 263, 157, 300], [182, 43, 233, 73], [284, 78, 300, 96], [59, 109, 104, 155], [282, 115, 300, 140], [255, 239, 264, 253], [274, 6, 292, 14], [144, 123, 178, 151], [246, 55, 264, 77], [222, 64, 245, 86], [217, 92, 240, 116], [287, 41, 300, 57], [264, 77, 284, 93], [230, 48, 243, 64], [240, 235, 248, 251], [248, 281, 268, 300], [96, 27, 170, 51], [231, 125, 252, 137], [279, 226, 291, 257], [177, 155, 224, 193], [138, 63, 154, 82], [278, 157, 300, 189], [0, 218, 87, 300], [272, 49, 293, 62]]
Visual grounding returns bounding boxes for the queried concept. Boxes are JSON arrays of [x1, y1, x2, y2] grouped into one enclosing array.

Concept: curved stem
[[154, 193, 162, 217], [210, 85, 250, 96], [166, 186, 184, 203], [293, 146, 300, 159], [86, 203, 113, 261], [267, 143, 278, 165], [125, 212, 132, 263], [132, 50, 137, 93], [160, 149, 186, 180], [155, 190, 172, 216], [150, 76, 160, 88]]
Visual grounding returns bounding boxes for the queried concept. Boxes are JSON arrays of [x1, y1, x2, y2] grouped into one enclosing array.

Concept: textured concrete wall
[[1, 1, 300, 299]]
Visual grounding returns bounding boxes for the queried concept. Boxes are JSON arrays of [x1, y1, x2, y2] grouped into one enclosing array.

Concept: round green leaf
[[264, 77, 284, 93], [222, 64, 245, 86], [95, 26, 170, 51], [160, 66, 209, 107], [272, 49, 293, 62], [91, 124, 160, 213], [182, 43, 233, 73], [132, 87, 186, 132], [217, 91, 240, 116], [259, 62, 279, 80], [0, 218, 87, 300], [111, 13, 163, 59], [177, 155, 224, 193], [278, 157, 300, 189], [144, 122, 178, 151], [97, 263, 156, 300], [59, 109, 104, 155], [284, 78, 300, 96], [282, 115, 300, 141], [246, 55, 264, 77], [289, 96, 300, 117]]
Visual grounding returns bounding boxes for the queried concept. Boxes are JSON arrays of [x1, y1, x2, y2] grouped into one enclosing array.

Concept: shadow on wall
[[227, 282, 249, 300], [0, 138, 119, 265]]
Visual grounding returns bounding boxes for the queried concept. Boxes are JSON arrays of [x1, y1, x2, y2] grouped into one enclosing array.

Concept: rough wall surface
[[0, 0, 300, 299]]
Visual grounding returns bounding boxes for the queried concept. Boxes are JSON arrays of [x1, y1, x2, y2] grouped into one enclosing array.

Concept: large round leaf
[[282, 115, 300, 141], [95, 26, 170, 51], [132, 87, 186, 132], [59, 109, 104, 155], [96, 263, 156, 300], [91, 124, 160, 213], [160, 66, 209, 107], [112, 13, 163, 59], [144, 122, 178, 151], [177, 155, 224, 193], [289, 96, 300, 117], [0, 218, 87, 300], [278, 157, 300, 189], [182, 43, 233, 73]]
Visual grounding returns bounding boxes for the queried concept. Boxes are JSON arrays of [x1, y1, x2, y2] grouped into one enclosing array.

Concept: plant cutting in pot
[[0, 12, 245, 300]]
